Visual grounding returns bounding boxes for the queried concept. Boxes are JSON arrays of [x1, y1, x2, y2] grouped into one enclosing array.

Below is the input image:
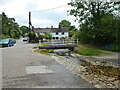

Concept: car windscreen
[[1, 39, 9, 41]]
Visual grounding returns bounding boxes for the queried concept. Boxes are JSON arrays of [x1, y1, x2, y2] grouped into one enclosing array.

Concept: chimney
[[51, 25, 53, 28], [59, 25, 61, 28]]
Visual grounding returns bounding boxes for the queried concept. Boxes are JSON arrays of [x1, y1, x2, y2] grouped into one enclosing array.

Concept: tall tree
[[2, 12, 21, 39], [68, 1, 120, 26], [20, 26, 29, 36], [59, 19, 77, 37], [59, 19, 71, 29], [68, 1, 120, 46], [0, 14, 2, 39]]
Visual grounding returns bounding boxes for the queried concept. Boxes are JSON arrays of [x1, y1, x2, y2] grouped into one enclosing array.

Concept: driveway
[[2, 39, 94, 88]]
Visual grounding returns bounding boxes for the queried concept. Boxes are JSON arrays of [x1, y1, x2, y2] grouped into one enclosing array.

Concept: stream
[[53, 49, 82, 65]]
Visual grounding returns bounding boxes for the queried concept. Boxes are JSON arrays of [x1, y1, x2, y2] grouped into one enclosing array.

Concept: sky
[[0, 0, 79, 28]]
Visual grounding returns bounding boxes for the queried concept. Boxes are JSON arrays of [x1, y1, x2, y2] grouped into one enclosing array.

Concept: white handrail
[[39, 39, 77, 45]]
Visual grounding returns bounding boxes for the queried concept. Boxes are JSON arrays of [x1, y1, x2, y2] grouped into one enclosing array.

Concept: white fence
[[39, 39, 79, 45]]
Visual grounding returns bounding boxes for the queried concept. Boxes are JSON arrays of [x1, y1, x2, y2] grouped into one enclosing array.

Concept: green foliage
[[60, 37, 65, 40], [28, 31, 37, 43], [44, 33, 52, 39], [1, 34, 10, 39], [2, 12, 21, 39], [38, 34, 44, 39], [59, 19, 77, 37], [39, 49, 53, 56], [20, 26, 29, 36], [28, 31, 36, 38], [33, 46, 39, 49], [59, 19, 71, 28], [68, 1, 120, 51], [111, 44, 120, 52], [71, 30, 81, 40], [68, 1, 120, 24], [0, 14, 2, 36], [74, 45, 109, 56]]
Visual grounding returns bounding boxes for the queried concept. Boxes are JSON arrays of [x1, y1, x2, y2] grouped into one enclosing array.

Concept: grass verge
[[78, 43, 120, 52], [33, 46, 39, 49], [74, 45, 110, 56], [34, 49, 54, 56]]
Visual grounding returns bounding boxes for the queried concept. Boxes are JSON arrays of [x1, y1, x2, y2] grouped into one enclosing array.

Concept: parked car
[[23, 37, 29, 41], [0, 39, 16, 47]]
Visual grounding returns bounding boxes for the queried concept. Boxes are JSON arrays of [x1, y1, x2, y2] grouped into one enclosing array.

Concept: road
[[2, 39, 94, 88]]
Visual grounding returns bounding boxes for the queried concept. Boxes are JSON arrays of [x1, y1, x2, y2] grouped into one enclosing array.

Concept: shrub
[[111, 44, 120, 52], [1, 34, 10, 39]]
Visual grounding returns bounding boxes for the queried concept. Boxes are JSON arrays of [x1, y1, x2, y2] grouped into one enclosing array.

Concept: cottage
[[33, 26, 69, 40]]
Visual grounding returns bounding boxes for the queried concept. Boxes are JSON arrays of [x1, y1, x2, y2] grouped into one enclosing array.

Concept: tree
[[44, 33, 52, 39], [68, 1, 120, 46], [0, 14, 2, 39], [28, 31, 37, 43], [69, 25, 77, 37], [20, 26, 29, 36], [59, 19, 71, 29], [38, 34, 44, 39], [2, 12, 21, 39], [59, 19, 77, 37], [68, 1, 120, 25]]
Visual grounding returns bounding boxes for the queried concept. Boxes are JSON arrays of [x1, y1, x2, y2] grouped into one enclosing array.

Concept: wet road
[[2, 39, 94, 88]]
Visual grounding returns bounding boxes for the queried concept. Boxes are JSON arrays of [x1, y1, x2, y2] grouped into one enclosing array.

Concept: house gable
[[33, 27, 69, 39]]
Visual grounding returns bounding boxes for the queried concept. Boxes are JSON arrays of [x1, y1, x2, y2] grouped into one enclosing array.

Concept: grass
[[40, 42, 63, 45], [32, 46, 39, 49], [34, 49, 54, 56], [79, 43, 120, 52], [74, 45, 110, 56]]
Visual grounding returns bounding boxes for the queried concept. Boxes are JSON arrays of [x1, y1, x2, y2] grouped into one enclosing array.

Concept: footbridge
[[39, 44, 77, 51]]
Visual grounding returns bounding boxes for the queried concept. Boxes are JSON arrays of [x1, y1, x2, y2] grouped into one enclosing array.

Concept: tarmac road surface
[[2, 39, 94, 88]]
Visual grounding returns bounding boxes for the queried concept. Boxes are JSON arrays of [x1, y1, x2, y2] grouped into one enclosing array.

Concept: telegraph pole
[[29, 11, 34, 32], [29, 11, 31, 31]]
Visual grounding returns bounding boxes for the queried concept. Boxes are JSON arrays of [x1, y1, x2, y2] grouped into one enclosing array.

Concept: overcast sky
[[0, 0, 79, 28]]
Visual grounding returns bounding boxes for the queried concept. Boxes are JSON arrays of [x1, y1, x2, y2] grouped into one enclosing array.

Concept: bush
[[44, 33, 52, 39], [28, 31, 38, 43], [60, 37, 65, 40], [1, 34, 10, 39], [111, 44, 120, 52]]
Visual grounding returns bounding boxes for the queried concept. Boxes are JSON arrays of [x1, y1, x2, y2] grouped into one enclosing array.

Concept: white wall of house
[[36, 32, 69, 39], [51, 32, 68, 39]]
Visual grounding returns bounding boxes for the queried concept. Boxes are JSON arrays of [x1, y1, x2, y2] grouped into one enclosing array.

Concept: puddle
[[26, 66, 54, 74]]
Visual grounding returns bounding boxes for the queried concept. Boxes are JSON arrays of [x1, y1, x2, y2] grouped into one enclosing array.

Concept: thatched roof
[[33, 27, 68, 33]]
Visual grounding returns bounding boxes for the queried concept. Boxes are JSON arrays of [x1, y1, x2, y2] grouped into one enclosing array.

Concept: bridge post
[[77, 38, 79, 44], [68, 50, 71, 56], [69, 47, 74, 51], [63, 39, 65, 44], [39, 40, 41, 45]]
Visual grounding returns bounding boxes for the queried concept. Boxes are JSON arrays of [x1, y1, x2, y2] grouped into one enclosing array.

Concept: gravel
[[52, 53, 119, 88]]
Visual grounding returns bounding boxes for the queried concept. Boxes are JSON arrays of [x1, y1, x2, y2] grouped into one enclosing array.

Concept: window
[[53, 37, 55, 39], [56, 37, 59, 39], [62, 32, 64, 35], [56, 32, 58, 35]]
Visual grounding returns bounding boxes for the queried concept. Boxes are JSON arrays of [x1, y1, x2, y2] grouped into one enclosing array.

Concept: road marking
[[26, 65, 54, 74]]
